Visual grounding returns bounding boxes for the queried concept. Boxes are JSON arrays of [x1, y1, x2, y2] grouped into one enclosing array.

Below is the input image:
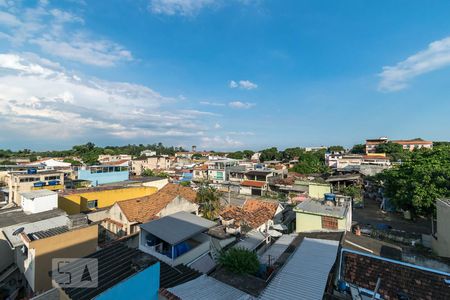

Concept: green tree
[[141, 169, 156, 177], [63, 158, 82, 166], [281, 147, 304, 161], [290, 149, 329, 174], [376, 142, 409, 162], [191, 153, 203, 160], [197, 185, 221, 220], [219, 248, 259, 275], [350, 144, 366, 154], [227, 151, 244, 159], [377, 146, 450, 216], [259, 147, 281, 162], [340, 185, 362, 200], [328, 145, 345, 152]]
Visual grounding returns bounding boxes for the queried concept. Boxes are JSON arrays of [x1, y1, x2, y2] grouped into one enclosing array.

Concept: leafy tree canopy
[[350, 144, 366, 154], [290, 149, 329, 174], [376, 146, 450, 216], [219, 248, 259, 275], [328, 145, 345, 152], [196, 184, 221, 220]]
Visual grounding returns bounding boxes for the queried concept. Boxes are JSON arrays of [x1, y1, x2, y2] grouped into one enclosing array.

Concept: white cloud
[[229, 80, 238, 88], [149, 0, 218, 16], [228, 101, 255, 109], [148, 0, 259, 16], [200, 136, 242, 149], [379, 36, 450, 92], [214, 123, 221, 129], [229, 79, 258, 89], [0, 53, 211, 141], [227, 131, 254, 136], [199, 101, 225, 106], [0, 1, 132, 66]]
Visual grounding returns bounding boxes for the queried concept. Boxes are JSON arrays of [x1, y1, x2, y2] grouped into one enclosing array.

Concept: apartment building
[[131, 156, 171, 176], [365, 137, 433, 153], [5, 169, 64, 206], [98, 154, 132, 164]]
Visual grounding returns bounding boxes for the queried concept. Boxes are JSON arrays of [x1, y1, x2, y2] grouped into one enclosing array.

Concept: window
[[321, 216, 338, 230], [44, 176, 59, 181], [19, 177, 39, 183], [87, 200, 98, 209]]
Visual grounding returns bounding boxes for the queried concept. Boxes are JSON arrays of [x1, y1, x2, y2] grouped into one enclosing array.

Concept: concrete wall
[[77, 169, 129, 186], [296, 212, 346, 232], [59, 186, 157, 214], [308, 184, 331, 199], [21, 193, 58, 214], [0, 231, 14, 272], [95, 262, 160, 300], [157, 196, 199, 218], [142, 178, 168, 190], [432, 200, 450, 258], [26, 225, 98, 293]]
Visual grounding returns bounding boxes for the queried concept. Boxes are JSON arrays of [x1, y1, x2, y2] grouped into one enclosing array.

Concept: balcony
[[139, 232, 210, 266]]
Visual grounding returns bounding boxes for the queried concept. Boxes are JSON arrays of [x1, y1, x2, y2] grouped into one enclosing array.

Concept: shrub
[[219, 248, 259, 275]]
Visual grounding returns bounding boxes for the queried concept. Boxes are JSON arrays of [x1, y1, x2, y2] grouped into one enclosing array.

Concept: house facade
[[432, 199, 450, 258], [131, 156, 172, 176], [106, 184, 199, 237], [5, 170, 65, 206], [294, 196, 352, 233]]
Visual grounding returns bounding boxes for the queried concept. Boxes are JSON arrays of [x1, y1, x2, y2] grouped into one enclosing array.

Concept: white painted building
[[20, 190, 58, 214]]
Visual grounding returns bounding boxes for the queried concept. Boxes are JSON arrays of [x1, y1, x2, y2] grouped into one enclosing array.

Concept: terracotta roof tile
[[220, 199, 279, 229], [117, 184, 197, 223], [241, 180, 266, 188], [343, 251, 450, 300]]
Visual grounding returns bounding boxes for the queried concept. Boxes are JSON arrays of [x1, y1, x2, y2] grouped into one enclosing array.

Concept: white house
[[20, 190, 58, 214]]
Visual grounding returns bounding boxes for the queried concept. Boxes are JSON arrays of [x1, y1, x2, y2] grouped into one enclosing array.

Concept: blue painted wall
[[78, 169, 129, 186], [95, 262, 160, 300]]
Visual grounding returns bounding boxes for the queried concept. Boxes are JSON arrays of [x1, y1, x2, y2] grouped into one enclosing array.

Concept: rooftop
[[294, 199, 348, 218], [27, 225, 70, 241], [140, 211, 217, 245], [341, 249, 450, 300], [0, 207, 66, 229], [164, 275, 252, 300], [117, 183, 197, 223], [259, 238, 340, 300], [240, 180, 266, 188], [220, 199, 279, 230], [20, 190, 57, 199], [59, 243, 201, 300], [245, 170, 273, 176], [2, 215, 68, 247]]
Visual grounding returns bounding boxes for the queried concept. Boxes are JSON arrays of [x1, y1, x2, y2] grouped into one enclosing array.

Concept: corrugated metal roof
[[259, 238, 339, 300], [259, 233, 297, 265], [233, 230, 266, 251], [189, 253, 216, 274], [2, 215, 68, 247], [168, 275, 253, 300], [140, 211, 216, 245], [20, 190, 57, 199]]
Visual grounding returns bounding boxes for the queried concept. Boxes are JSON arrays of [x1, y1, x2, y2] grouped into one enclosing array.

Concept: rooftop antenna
[[371, 277, 381, 300]]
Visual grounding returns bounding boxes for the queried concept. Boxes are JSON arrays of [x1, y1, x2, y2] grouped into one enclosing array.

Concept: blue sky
[[1, 0, 450, 151]]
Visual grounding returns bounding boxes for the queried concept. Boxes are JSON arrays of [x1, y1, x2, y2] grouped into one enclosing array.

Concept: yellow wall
[[30, 225, 98, 292], [296, 212, 346, 232], [58, 186, 157, 214], [308, 184, 331, 199]]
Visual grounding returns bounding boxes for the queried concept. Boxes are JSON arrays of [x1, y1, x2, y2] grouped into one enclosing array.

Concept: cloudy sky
[[1, 0, 450, 151]]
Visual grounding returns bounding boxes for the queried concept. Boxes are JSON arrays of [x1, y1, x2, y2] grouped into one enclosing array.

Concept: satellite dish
[[12, 227, 25, 236]]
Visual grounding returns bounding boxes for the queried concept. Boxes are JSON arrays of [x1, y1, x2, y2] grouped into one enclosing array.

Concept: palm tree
[[197, 184, 221, 220]]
